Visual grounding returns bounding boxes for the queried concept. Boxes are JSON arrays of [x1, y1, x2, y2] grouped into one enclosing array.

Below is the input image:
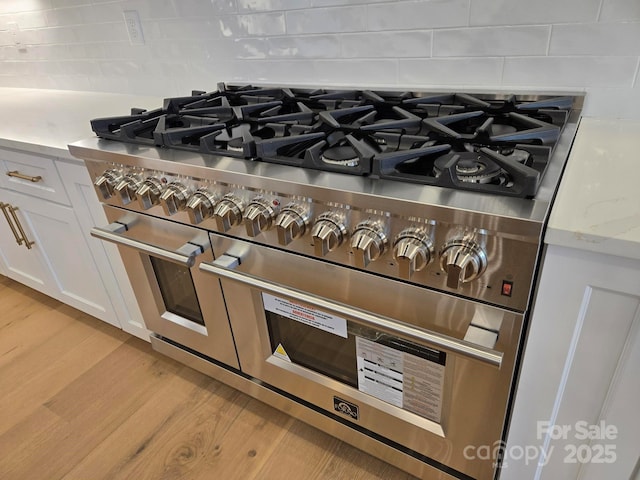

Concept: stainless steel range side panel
[[206, 233, 522, 480]]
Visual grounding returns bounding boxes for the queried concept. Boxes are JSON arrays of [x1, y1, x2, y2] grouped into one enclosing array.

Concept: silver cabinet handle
[[0, 203, 34, 249], [200, 254, 503, 368], [0, 202, 23, 246], [90, 223, 207, 267], [7, 170, 43, 182]]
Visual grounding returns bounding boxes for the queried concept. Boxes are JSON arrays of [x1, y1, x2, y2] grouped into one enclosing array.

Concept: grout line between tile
[[596, 0, 604, 22]]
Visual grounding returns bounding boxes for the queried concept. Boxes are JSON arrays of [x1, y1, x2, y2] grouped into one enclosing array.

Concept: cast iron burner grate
[[89, 85, 575, 198]]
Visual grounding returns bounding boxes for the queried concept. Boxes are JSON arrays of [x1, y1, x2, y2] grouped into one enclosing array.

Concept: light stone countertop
[[1, 88, 637, 259], [546, 117, 640, 260], [0, 87, 160, 161]]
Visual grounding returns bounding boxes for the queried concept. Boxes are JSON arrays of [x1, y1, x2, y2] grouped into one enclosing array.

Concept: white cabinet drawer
[[0, 148, 70, 204]]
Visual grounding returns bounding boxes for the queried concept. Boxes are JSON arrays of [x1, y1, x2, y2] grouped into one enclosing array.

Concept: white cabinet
[[0, 147, 146, 339], [501, 245, 640, 480], [0, 187, 116, 323], [56, 161, 148, 340]]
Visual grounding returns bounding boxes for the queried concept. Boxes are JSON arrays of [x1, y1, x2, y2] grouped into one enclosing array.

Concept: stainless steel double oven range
[[70, 85, 582, 480]]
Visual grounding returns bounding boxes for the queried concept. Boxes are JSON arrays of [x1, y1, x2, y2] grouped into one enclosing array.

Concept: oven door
[[202, 234, 522, 480], [92, 205, 239, 369]]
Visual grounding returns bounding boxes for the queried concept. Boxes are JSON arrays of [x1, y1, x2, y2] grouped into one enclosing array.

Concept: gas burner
[[198, 123, 258, 157], [433, 153, 504, 184], [373, 144, 545, 197], [423, 110, 561, 147], [320, 145, 360, 167], [256, 132, 379, 174]]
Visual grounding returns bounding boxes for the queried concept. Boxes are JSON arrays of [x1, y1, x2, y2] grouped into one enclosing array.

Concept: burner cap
[[433, 153, 503, 184], [320, 145, 359, 167], [226, 137, 244, 152]]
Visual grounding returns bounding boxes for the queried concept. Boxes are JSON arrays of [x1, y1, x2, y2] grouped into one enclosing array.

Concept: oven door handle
[[90, 222, 207, 267], [200, 255, 503, 368]]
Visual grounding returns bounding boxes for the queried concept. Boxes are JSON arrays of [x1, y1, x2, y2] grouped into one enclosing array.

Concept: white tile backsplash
[[341, 31, 432, 58], [221, 12, 285, 36], [367, 0, 469, 31], [237, 0, 310, 12], [45, 7, 85, 27], [470, 0, 601, 26], [600, 0, 640, 22], [0, 0, 639, 118], [286, 7, 366, 34], [0, 1, 52, 15], [550, 23, 640, 56], [399, 57, 504, 86], [503, 56, 638, 88], [434, 26, 549, 57], [269, 34, 341, 58]]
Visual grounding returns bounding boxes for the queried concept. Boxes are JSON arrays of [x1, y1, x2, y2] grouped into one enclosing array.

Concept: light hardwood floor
[[0, 275, 417, 480]]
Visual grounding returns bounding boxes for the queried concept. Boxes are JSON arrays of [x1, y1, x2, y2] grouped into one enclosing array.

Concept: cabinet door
[[0, 189, 116, 324], [57, 161, 148, 339], [0, 194, 55, 295]]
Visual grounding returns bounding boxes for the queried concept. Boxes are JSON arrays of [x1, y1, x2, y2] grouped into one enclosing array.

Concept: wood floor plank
[[105, 380, 253, 480], [59, 366, 240, 480], [0, 287, 75, 367], [0, 339, 181, 479], [189, 398, 295, 480], [0, 316, 129, 435]]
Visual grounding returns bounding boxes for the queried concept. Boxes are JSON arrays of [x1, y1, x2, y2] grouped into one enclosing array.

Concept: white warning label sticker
[[262, 293, 348, 338], [356, 337, 445, 423]]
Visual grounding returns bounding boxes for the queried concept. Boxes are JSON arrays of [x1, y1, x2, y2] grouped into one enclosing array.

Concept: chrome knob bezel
[[393, 226, 435, 279], [274, 202, 310, 246], [350, 220, 388, 268], [159, 182, 191, 216], [310, 211, 348, 257], [186, 187, 219, 224], [213, 194, 245, 232], [439, 233, 487, 289], [94, 168, 123, 200], [114, 172, 143, 205], [136, 177, 164, 210], [244, 198, 278, 237]]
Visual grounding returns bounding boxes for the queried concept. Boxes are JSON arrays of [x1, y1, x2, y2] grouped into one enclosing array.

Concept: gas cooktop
[[90, 84, 580, 199]]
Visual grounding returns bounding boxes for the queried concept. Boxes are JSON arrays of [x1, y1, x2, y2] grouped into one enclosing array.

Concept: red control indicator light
[[501, 281, 513, 297]]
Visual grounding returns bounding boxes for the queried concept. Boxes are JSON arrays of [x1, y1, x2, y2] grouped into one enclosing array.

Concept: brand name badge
[[333, 396, 359, 420]]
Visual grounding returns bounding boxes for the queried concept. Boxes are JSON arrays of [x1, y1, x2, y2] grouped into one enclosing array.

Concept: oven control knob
[[213, 194, 245, 232], [311, 212, 347, 257], [393, 227, 434, 279], [114, 172, 143, 205], [94, 169, 122, 200], [136, 177, 164, 210], [275, 203, 310, 245], [439, 239, 487, 289], [186, 188, 219, 224], [350, 221, 387, 268], [159, 182, 190, 216], [244, 199, 277, 237]]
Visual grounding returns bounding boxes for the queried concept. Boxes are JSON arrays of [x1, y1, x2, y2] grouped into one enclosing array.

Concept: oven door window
[[150, 257, 204, 325], [267, 311, 358, 387]]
